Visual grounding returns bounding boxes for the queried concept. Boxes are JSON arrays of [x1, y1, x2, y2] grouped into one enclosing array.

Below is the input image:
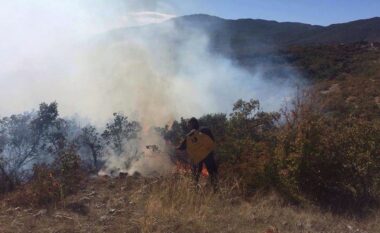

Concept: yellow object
[[186, 129, 215, 164]]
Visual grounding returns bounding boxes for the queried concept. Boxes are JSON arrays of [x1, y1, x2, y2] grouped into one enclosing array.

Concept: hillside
[[107, 14, 380, 76], [109, 14, 380, 50], [172, 14, 380, 51]]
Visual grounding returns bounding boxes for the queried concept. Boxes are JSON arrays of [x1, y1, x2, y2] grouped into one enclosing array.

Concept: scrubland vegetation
[[1, 42, 380, 232]]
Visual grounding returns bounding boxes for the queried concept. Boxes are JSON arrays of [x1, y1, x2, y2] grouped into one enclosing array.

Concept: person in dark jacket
[[177, 117, 218, 189]]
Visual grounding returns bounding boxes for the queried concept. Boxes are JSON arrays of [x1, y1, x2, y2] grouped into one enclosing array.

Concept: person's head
[[188, 117, 199, 130]]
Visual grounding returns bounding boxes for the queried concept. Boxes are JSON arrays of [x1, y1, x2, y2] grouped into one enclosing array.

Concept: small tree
[[31, 102, 68, 156], [0, 102, 70, 193], [160, 117, 188, 145], [226, 99, 280, 163], [102, 113, 141, 156], [0, 113, 36, 192], [78, 126, 103, 170]]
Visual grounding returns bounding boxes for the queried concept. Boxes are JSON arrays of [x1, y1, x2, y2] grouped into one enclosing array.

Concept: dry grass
[[0, 174, 379, 233], [130, 175, 380, 233]]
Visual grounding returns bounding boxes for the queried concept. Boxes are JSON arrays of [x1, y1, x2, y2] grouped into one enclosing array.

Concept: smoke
[[101, 128, 173, 177], [0, 1, 300, 176]]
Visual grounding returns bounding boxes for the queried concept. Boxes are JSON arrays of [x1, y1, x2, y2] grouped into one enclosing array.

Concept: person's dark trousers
[[192, 152, 218, 190]]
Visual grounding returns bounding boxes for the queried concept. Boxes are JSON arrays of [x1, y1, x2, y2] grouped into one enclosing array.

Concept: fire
[[201, 166, 209, 177], [174, 161, 209, 177]]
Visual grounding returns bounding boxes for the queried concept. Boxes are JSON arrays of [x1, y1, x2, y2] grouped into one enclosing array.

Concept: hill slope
[[107, 14, 380, 73], [173, 14, 380, 45], [171, 15, 380, 58]]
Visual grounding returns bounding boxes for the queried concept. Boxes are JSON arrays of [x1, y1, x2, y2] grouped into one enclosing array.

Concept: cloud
[[118, 11, 176, 28]]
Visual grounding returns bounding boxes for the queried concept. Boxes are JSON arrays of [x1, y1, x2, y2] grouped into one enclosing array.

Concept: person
[[177, 117, 218, 189]]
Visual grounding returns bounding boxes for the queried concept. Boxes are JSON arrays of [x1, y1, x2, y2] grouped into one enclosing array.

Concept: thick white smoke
[[101, 128, 173, 177], [0, 1, 300, 176]]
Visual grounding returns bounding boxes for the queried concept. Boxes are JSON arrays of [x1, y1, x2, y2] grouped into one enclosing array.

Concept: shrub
[[274, 91, 380, 210], [6, 164, 61, 207], [53, 146, 83, 197], [6, 147, 83, 207], [230, 141, 277, 193], [30, 164, 62, 206]]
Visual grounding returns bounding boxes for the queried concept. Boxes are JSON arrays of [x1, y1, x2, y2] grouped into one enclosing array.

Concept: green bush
[[160, 93, 380, 212], [275, 93, 380, 209], [162, 99, 280, 192]]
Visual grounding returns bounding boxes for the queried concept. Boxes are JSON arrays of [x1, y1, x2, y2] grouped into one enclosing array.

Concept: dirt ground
[[0, 175, 379, 233]]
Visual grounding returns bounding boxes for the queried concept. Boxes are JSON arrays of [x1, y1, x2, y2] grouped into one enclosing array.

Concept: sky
[[114, 0, 380, 26], [183, 0, 380, 25]]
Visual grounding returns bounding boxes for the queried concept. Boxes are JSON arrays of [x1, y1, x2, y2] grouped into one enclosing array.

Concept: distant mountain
[[176, 15, 380, 43], [169, 14, 380, 55], [107, 14, 380, 60], [104, 14, 380, 79]]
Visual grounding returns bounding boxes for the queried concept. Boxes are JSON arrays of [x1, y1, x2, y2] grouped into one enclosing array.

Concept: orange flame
[[174, 161, 209, 177], [201, 166, 209, 177]]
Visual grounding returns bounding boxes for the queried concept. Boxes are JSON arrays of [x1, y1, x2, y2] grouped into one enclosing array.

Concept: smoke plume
[[0, 1, 300, 176]]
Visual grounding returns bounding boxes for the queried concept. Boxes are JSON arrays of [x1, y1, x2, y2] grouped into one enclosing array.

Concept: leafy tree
[[78, 126, 103, 170], [225, 99, 279, 163], [0, 102, 70, 193], [230, 99, 280, 141], [0, 113, 35, 191], [102, 113, 141, 156], [199, 113, 228, 142], [161, 117, 187, 144], [31, 102, 68, 156]]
